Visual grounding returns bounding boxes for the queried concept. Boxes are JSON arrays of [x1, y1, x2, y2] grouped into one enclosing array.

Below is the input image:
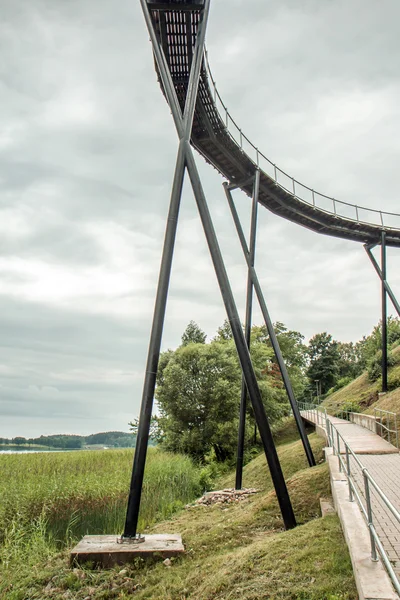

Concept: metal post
[[345, 445, 353, 502], [381, 232, 388, 393], [123, 0, 211, 539], [223, 183, 316, 468], [337, 431, 341, 471], [123, 143, 185, 539], [235, 170, 260, 490], [363, 468, 378, 561]]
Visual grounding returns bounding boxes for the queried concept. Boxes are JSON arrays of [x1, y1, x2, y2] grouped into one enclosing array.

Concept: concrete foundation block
[[70, 534, 184, 568]]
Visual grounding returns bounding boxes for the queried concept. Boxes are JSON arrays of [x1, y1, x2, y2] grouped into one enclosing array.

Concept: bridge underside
[[148, 1, 400, 247]]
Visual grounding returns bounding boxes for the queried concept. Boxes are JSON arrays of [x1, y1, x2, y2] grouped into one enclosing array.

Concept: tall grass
[[0, 448, 204, 547]]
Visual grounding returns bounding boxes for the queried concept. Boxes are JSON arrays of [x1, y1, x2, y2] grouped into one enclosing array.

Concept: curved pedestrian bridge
[[147, 1, 400, 247]]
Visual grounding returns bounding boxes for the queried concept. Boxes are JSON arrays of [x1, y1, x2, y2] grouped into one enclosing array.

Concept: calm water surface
[[0, 446, 80, 454]]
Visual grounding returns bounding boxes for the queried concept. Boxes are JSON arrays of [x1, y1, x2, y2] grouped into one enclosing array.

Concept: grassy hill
[[323, 345, 400, 416], [0, 428, 357, 600]]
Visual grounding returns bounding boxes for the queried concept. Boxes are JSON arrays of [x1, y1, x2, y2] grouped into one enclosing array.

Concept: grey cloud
[[1, 0, 400, 437]]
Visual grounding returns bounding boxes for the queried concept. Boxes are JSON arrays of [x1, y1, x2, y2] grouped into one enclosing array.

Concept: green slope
[[323, 345, 400, 416], [2, 432, 356, 600]]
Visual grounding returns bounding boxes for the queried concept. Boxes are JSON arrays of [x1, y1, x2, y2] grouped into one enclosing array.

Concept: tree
[[306, 332, 340, 395], [156, 335, 288, 462], [181, 321, 207, 346], [357, 317, 400, 370], [12, 437, 26, 446], [213, 319, 233, 342], [250, 322, 307, 397], [129, 416, 162, 443], [337, 341, 363, 379]]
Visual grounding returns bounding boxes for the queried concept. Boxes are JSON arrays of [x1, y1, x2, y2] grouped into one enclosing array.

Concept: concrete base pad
[[320, 497, 336, 517], [70, 534, 184, 568]]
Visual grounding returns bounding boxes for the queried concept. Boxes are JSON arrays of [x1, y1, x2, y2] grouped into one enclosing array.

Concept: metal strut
[[235, 170, 260, 490], [224, 181, 316, 470], [382, 232, 388, 393], [125, 0, 297, 537], [364, 234, 400, 393], [123, 0, 211, 539], [365, 242, 400, 318]]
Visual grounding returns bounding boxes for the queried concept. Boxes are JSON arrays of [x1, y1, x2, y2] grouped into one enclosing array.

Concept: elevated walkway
[[301, 411, 398, 454], [147, 1, 400, 247]]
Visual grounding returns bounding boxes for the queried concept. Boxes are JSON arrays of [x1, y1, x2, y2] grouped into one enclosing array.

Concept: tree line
[[130, 317, 400, 463], [0, 431, 136, 449]]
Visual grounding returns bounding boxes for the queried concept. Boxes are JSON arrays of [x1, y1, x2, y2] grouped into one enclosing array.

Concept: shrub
[[333, 401, 361, 418], [367, 350, 395, 381], [388, 370, 400, 391], [335, 376, 353, 390]]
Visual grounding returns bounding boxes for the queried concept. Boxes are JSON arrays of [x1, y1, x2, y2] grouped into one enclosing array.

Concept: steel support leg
[[124, 0, 211, 539], [364, 238, 393, 393], [123, 143, 185, 538], [186, 147, 296, 529], [235, 170, 260, 490], [382, 232, 388, 393], [133, 0, 296, 532], [223, 181, 316, 468], [364, 243, 400, 318]]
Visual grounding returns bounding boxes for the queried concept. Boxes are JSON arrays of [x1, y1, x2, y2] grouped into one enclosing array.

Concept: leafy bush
[[326, 376, 354, 396], [335, 376, 353, 390], [198, 462, 220, 492], [367, 350, 395, 381], [333, 401, 361, 418], [342, 401, 361, 414], [388, 370, 400, 391]]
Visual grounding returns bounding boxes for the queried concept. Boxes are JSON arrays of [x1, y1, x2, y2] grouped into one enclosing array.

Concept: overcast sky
[[1, 0, 400, 438]]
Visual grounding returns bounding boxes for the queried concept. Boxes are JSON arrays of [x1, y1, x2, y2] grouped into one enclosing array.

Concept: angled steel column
[[135, 0, 296, 531], [223, 181, 316, 468], [186, 148, 296, 529], [382, 232, 388, 393], [235, 170, 259, 490], [364, 243, 400, 318], [123, 0, 211, 539], [365, 239, 394, 393]]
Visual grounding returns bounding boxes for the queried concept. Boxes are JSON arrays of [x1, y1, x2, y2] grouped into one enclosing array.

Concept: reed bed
[[0, 447, 204, 545]]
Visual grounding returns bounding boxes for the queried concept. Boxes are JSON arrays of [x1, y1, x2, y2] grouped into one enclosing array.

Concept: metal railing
[[298, 401, 400, 593], [297, 401, 327, 429], [203, 51, 400, 231], [374, 408, 399, 448], [301, 402, 399, 448]]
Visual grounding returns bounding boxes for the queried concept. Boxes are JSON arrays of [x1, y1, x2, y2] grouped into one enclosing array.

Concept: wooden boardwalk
[[301, 410, 400, 582]]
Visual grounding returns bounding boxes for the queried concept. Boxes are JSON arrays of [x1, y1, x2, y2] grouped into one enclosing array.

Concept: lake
[[0, 446, 81, 454]]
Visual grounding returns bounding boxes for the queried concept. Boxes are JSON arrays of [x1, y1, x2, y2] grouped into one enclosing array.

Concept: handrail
[[203, 51, 400, 231], [298, 401, 400, 593], [374, 408, 399, 448]]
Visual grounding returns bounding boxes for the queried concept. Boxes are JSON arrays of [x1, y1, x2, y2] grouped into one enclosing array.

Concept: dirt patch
[[188, 488, 259, 507]]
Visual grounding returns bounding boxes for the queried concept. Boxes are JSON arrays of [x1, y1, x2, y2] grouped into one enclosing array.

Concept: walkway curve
[[147, 1, 400, 246]]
